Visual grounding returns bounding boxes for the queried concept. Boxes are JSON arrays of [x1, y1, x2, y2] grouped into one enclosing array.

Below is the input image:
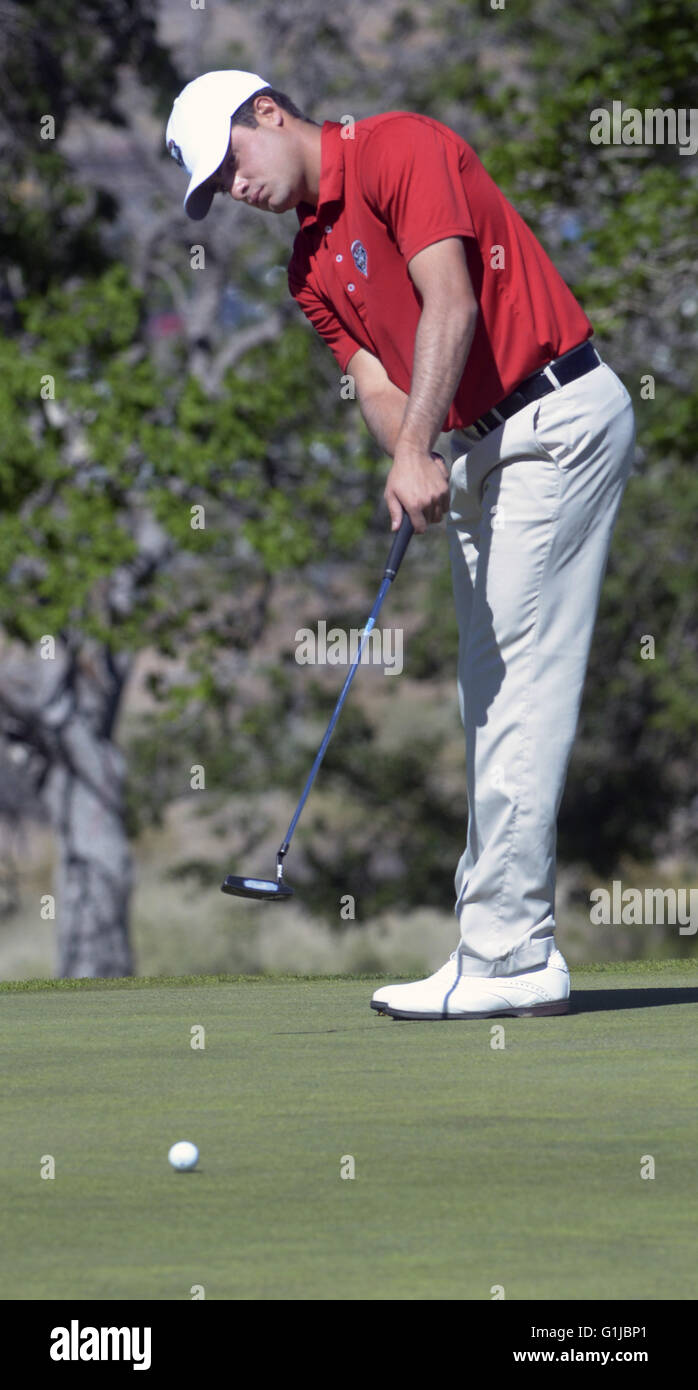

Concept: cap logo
[[168, 139, 185, 168]]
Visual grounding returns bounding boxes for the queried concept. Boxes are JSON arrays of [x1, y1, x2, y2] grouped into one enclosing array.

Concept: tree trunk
[[0, 642, 134, 977], [44, 732, 133, 978]]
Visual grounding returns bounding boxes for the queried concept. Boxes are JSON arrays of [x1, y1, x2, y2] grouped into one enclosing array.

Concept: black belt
[[470, 341, 602, 438]]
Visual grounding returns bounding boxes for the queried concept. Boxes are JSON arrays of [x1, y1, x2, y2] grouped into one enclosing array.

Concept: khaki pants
[[447, 362, 635, 975]]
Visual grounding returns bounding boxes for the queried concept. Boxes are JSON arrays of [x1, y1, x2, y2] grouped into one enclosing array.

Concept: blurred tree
[[0, 2, 374, 973], [0, 260, 376, 972], [1, 0, 696, 977], [0, 0, 182, 973], [0, 0, 181, 303]]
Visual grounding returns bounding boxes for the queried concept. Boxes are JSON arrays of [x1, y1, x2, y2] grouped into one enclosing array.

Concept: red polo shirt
[[287, 113, 592, 430]]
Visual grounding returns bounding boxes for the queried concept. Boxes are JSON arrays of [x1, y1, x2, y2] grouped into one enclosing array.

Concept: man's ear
[[253, 95, 282, 126]]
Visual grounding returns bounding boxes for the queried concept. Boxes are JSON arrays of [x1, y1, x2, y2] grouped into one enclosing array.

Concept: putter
[[221, 511, 414, 901]]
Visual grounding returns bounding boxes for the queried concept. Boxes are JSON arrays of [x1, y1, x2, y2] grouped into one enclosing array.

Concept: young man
[[166, 71, 635, 1019]]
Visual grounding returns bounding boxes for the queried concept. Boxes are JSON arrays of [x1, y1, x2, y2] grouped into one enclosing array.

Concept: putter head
[[221, 875, 294, 901]]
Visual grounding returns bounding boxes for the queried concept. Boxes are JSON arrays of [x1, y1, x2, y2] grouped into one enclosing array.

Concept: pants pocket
[[532, 366, 634, 474], [532, 396, 572, 468]]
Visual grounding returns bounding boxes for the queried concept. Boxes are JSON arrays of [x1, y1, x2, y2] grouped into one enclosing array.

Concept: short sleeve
[[359, 115, 475, 266], [287, 265, 362, 375]]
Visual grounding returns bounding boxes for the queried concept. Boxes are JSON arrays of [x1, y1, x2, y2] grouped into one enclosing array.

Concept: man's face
[[207, 101, 305, 214]]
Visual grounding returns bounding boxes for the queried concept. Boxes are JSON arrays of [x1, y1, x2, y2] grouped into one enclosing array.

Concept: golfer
[[166, 71, 635, 1019]]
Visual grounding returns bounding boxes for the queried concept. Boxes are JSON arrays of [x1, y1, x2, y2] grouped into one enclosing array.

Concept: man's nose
[[229, 173, 249, 202]]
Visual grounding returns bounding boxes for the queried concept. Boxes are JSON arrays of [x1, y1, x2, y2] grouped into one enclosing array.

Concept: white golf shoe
[[370, 947, 570, 1019]]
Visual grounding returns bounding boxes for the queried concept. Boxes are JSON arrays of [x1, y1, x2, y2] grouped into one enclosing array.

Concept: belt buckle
[[541, 362, 562, 389]]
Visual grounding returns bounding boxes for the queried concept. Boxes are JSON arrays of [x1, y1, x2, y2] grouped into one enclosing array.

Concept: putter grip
[[384, 510, 414, 580]]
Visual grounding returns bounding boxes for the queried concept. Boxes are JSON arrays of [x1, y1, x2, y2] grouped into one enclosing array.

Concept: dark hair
[[230, 86, 320, 129]]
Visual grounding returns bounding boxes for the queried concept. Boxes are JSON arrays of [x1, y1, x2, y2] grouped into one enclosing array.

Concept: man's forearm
[[358, 378, 410, 458], [358, 305, 476, 460], [397, 303, 477, 453]]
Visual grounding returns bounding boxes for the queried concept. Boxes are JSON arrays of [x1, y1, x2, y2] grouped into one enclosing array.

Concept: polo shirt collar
[[295, 120, 345, 230]]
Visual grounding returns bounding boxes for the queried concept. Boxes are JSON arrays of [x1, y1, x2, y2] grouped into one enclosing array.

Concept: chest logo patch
[[351, 239, 368, 277]]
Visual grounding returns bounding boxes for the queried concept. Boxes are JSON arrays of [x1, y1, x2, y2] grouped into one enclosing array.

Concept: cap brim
[[183, 118, 232, 220], [184, 173, 216, 221]]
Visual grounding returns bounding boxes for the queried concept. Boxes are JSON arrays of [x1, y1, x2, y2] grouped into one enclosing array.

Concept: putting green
[[1, 960, 696, 1300]]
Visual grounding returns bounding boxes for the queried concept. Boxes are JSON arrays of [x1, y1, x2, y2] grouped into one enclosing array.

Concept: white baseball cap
[[166, 70, 271, 220]]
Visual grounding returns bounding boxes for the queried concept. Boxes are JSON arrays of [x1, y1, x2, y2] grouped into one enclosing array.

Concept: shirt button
[[347, 283, 355, 292], [335, 253, 343, 262], [324, 225, 332, 233]]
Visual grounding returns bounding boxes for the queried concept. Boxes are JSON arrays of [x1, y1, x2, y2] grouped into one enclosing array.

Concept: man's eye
[[212, 155, 235, 191]]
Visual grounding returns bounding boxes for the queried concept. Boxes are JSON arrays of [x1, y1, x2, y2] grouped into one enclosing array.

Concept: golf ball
[[168, 1141, 199, 1172]]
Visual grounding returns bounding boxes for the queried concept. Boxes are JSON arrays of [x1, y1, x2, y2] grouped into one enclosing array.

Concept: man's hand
[[385, 442, 450, 534]]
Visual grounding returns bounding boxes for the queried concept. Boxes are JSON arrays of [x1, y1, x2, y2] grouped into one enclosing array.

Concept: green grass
[[1, 961, 696, 1300]]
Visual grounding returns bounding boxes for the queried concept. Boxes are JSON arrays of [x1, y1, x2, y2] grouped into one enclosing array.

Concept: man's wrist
[[395, 431, 434, 456], [394, 433, 447, 466]]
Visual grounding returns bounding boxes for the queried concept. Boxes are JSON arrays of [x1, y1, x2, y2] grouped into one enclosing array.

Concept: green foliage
[[123, 660, 298, 838], [0, 264, 383, 649], [21, 264, 142, 360], [295, 705, 464, 918]]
